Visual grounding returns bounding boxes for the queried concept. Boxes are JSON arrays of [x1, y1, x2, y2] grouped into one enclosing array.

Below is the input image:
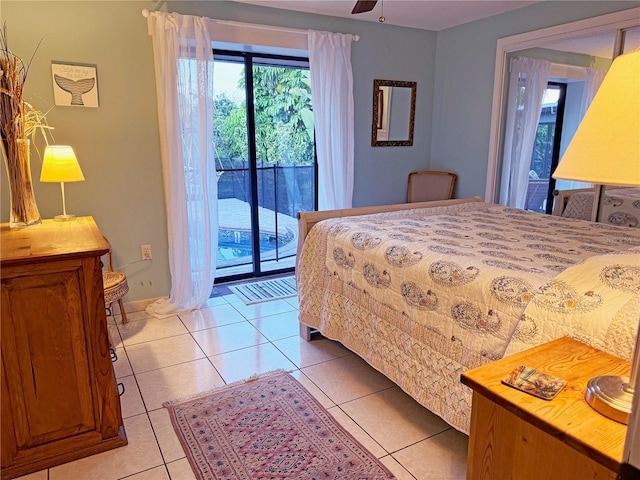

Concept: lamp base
[[53, 214, 77, 222], [585, 375, 632, 424]]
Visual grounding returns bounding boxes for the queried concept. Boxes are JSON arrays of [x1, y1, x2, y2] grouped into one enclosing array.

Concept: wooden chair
[[407, 171, 457, 203], [103, 238, 129, 324]]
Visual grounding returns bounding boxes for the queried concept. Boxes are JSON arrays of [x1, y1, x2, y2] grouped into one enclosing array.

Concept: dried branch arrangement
[[0, 24, 52, 225]]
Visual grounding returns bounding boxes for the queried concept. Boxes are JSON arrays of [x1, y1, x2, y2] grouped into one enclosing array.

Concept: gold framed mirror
[[371, 79, 417, 147]]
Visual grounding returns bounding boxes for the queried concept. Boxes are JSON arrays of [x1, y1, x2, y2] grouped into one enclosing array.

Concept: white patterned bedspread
[[505, 248, 640, 359], [297, 201, 640, 434]]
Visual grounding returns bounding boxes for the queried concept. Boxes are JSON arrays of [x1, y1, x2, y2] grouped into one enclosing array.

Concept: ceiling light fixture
[[378, 0, 385, 22]]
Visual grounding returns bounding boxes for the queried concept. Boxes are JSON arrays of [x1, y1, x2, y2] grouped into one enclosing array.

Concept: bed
[[552, 186, 640, 228], [296, 197, 640, 434]]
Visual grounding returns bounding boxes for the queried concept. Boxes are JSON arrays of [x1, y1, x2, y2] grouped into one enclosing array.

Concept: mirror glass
[[371, 79, 417, 146], [486, 12, 640, 203]]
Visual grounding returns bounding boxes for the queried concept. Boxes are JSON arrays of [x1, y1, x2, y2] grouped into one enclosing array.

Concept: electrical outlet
[[141, 244, 152, 260]]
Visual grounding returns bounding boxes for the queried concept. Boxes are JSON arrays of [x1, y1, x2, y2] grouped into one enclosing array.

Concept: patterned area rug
[[164, 371, 396, 480], [229, 276, 297, 305]]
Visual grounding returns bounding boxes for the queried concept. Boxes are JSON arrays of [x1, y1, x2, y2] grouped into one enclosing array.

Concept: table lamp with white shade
[[40, 145, 85, 221], [552, 48, 640, 423]]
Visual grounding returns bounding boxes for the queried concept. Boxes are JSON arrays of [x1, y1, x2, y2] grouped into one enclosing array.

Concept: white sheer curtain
[[499, 57, 551, 208], [580, 67, 607, 118], [146, 12, 218, 318], [308, 30, 355, 210]]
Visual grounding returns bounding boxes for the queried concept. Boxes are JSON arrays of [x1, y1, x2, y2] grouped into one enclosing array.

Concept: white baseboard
[[110, 297, 166, 314]]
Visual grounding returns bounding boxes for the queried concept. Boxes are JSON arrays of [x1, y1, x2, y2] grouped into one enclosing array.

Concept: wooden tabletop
[[461, 337, 628, 472], [1, 217, 109, 266]]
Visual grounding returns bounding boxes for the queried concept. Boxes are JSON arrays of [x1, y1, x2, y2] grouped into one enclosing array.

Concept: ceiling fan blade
[[351, 0, 377, 14]]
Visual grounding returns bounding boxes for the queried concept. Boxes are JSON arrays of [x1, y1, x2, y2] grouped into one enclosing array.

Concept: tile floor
[[18, 291, 468, 480]]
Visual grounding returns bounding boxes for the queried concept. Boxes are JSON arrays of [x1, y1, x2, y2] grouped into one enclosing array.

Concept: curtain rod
[[141, 9, 359, 41]]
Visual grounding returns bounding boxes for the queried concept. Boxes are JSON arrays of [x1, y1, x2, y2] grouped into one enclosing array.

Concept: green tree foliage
[[213, 64, 314, 168], [214, 94, 247, 164], [530, 123, 555, 179]]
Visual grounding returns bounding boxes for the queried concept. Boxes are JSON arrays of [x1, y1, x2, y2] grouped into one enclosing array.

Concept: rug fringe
[[162, 369, 291, 408]]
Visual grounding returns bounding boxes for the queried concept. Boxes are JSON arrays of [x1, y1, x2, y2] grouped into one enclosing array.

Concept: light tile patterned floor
[[18, 293, 468, 480]]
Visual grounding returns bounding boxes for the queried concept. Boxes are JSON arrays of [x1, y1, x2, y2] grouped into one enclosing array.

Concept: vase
[[3, 138, 42, 227]]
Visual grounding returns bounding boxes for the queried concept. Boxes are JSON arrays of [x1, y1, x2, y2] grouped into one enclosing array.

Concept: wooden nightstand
[[461, 337, 628, 480]]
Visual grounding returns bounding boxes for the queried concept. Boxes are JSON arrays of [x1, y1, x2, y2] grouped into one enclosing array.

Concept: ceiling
[[231, 0, 540, 31], [543, 32, 618, 59], [229, 1, 639, 58]]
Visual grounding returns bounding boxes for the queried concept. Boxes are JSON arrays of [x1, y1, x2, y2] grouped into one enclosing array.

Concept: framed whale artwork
[[51, 62, 99, 108]]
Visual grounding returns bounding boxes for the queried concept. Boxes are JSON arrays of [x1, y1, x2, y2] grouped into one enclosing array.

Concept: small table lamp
[[40, 145, 85, 221], [552, 49, 640, 424]]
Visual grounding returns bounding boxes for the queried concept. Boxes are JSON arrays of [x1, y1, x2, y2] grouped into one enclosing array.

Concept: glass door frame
[[485, 8, 640, 203], [213, 50, 317, 283], [533, 81, 567, 214]]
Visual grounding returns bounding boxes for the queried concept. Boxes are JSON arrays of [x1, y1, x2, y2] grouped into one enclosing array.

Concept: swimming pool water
[[217, 228, 295, 262]]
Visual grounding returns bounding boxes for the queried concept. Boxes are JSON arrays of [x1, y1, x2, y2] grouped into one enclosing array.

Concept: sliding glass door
[[525, 82, 566, 214], [213, 51, 316, 280]]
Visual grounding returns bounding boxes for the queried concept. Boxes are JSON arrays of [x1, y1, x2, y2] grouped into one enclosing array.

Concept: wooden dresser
[[1, 217, 127, 479], [461, 337, 626, 480]]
